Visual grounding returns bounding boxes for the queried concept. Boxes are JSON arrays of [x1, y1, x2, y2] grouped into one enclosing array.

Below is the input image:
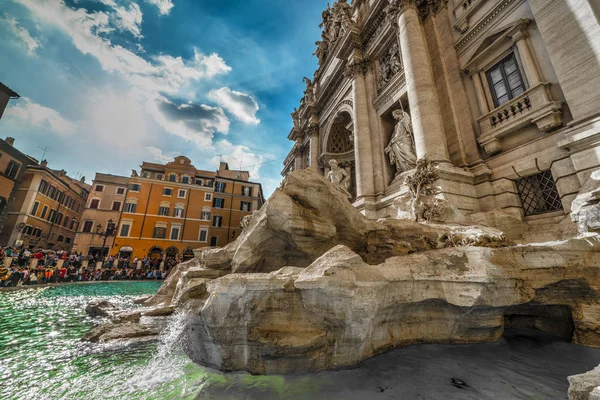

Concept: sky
[[0, 0, 328, 197]]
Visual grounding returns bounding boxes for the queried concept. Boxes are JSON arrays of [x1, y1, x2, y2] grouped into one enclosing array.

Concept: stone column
[[308, 125, 320, 171], [345, 59, 375, 199], [513, 30, 542, 86], [364, 64, 388, 194], [394, 5, 450, 163], [472, 72, 489, 115], [294, 138, 303, 170]]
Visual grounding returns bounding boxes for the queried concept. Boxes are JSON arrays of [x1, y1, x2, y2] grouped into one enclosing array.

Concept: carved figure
[[240, 212, 256, 230], [291, 108, 300, 127], [314, 38, 329, 65], [404, 157, 440, 222], [303, 77, 315, 103], [385, 109, 417, 175], [326, 159, 352, 199], [379, 44, 403, 88]]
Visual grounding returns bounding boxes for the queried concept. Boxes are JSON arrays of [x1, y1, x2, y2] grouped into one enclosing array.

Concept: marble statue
[[303, 77, 315, 103], [326, 159, 352, 199], [379, 44, 403, 88], [385, 109, 417, 175]]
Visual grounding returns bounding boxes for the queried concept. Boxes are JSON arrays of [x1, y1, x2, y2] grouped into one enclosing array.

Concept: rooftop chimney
[[41, 160, 48, 168], [80, 176, 85, 183], [5, 137, 14, 146]]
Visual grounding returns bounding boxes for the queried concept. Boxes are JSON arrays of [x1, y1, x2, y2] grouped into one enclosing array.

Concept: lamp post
[[95, 219, 116, 265]]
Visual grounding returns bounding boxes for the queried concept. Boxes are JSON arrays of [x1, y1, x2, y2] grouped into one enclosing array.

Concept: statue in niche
[[326, 159, 352, 199], [385, 109, 417, 175]]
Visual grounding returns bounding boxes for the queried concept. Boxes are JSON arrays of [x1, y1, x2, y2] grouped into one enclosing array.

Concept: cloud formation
[[146, 146, 173, 163], [210, 140, 267, 179], [4, 97, 75, 136], [145, 0, 174, 16], [3, 15, 40, 55], [114, 3, 143, 38], [209, 87, 260, 125]]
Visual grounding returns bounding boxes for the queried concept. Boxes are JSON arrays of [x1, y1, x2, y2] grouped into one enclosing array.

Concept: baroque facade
[[283, 0, 600, 239]]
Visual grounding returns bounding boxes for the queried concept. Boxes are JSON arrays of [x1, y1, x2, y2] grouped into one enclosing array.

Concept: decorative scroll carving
[[378, 44, 403, 89]]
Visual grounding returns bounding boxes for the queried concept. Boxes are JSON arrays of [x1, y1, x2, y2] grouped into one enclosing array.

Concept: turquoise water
[[2, 282, 600, 399]]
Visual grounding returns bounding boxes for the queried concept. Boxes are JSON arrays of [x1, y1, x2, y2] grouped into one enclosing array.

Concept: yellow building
[[1, 159, 90, 250], [110, 157, 264, 260]]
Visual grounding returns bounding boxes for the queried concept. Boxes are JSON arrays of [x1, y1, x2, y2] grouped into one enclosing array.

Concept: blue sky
[[0, 0, 328, 196]]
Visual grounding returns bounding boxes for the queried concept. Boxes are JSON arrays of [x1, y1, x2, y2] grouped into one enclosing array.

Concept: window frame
[[5, 160, 20, 179], [82, 220, 94, 233], [170, 225, 181, 240], [198, 228, 208, 242], [129, 183, 141, 192], [112, 201, 122, 212], [89, 199, 100, 209], [163, 187, 173, 196], [177, 189, 187, 198], [31, 201, 40, 217], [116, 187, 126, 195], [204, 193, 213, 201], [95, 185, 104, 192], [158, 206, 170, 216], [486, 53, 527, 108], [240, 201, 251, 212], [40, 205, 48, 220], [119, 222, 132, 237], [212, 215, 223, 227], [124, 202, 137, 213]]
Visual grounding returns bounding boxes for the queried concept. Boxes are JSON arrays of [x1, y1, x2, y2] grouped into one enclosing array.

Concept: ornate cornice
[[308, 124, 320, 137], [385, 0, 448, 23], [344, 59, 370, 78]]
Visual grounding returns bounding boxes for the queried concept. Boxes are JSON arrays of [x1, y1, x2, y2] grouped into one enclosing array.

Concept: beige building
[[283, 0, 600, 240], [72, 173, 129, 257]]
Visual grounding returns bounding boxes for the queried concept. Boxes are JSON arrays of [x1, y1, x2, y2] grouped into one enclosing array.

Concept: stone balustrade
[[477, 82, 563, 155]]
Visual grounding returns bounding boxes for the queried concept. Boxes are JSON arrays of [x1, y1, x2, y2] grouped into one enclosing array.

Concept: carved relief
[[378, 44, 403, 89], [316, 0, 357, 66]]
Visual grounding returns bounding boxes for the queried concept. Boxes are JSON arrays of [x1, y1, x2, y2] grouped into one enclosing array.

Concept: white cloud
[[211, 140, 266, 179], [4, 97, 75, 136], [3, 16, 40, 55], [209, 87, 260, 125], [145, 0, 174, 16], [114, 3, 143, 38], [146, 146, 173, 163]]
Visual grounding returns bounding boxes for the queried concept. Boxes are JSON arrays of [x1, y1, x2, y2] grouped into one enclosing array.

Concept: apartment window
[[201, 210, 211, 220], [31, 201, 40, 216], [174, 207, 184, 218], [215, 182, 226, 193], [195, 179, 203, 186], [213, 198, 225, 209], [95, 185, 104, 192], [129, 183, 141, 192], [142, 172, 150, 178], [82, 220, 94, 233], [182, 176, 190, 184], [487, 53, 526, 107], [65, 237, 71, 244], [163, 188, 173, 196], [39, 180, 49, 195], [33, 228, 42, 237], [204, 193, 212, 201], [48, 186, 56, 199], [213, 215, 222, 227], [68, 198, 75, 210], [90, 199, 100, 209], [210, 237, 218, 247], [116, 187, 125, 195], [170, 226, 181, 240], [57, 192, 65, 204], [178, 189, 186, 198], [516, 170, 563, 217], [153, 226, 166, 239], [70, 218, 76, 230], [57, 235, 64, 242], [63, 215, 69, 227], [169, 174, 177, 182], [48, 209, 56, 223], [156, 173, 164, 180], [23, 226, 33, 235], [55, 212, 63, 226], [240, 201, 251, 212], [112, 201, 122, 211], [242, 186, 252, 197], [40, 205, 48, 220], [119, 223, 131, 237], [158, 206, 170, 216], [5, 160, 20, 179], [198, 228, 208, 242], [124, 202, 137, 213]]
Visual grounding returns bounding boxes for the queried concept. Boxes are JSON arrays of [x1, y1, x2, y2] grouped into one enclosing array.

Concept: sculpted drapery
[[385, 110, 417, 175]]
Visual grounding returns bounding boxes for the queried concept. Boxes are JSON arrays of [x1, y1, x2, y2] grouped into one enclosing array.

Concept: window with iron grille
[[515, 170, 563, 217]]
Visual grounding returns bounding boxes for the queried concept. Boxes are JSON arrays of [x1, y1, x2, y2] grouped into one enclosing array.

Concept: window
[[48, 209, 56, 223], [70, 218, 76, 230], [57, 192, 65, 204], [153, 226, 166, 239], [142, 172, 150, 178], [39, 180, 49, 195], [68, 198, 75, 210], [210, 236, 218, 247], [31, 201, 40, 216], [242, 186, 252, 197], [119, 223, 131, 237], [182, 176, 190, 184], [215, 182, 226, 193], [129, 183, 141, 192], [170, 226, 181, 240], [95, 185, 104, 192], [195, 179, 203, 186], [40, 205, 48, 220], [65, 237, 71, 244], [213, 198, 225, 208], [178, 189, 186, 198], [82, 220, 94, 233], [487, 54, 526, 107], [158, 206, 170, 216], [90, 199, 100, 209], [57, 235, 64, 242], [55, 212, 63, 226], [169, 174, 177, 182], [112, 201, 122, 211], [198, 228, 208, 242], [63, 215, 69, 227], [240, 201, 251, 212], [515, 170, 563, 217], [5, 160, 20, 179], [213, 215, 222, 227], [124, 202, 137, 213], [156, 173, 164, 180], [23, 226, 33, 235], [174, 207, 184, 218], [163, 188, 173, 196], [201, 210, 211, 220], [32, 228, 42, 237], [48, 186, 56, 199], [116, 187, 125, 195], [204, 193, 212, 201]]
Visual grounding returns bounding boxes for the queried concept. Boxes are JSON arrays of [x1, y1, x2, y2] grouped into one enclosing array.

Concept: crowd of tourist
[[0, 246, 179, 288]]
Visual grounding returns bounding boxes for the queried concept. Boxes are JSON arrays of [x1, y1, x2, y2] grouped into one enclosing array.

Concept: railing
[[490, 96, 532, 127]]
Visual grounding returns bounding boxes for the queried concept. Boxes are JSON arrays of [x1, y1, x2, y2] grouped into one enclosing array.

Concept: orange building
[[0, 159, 90, 250], [110, 157, 264, 261]]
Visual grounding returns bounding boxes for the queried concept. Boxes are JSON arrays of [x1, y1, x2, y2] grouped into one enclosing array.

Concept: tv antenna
[[38, 145, 54, 161]]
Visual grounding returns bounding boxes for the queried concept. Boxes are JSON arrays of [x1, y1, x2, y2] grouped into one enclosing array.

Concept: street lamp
[[95, 219, 116, 263]]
